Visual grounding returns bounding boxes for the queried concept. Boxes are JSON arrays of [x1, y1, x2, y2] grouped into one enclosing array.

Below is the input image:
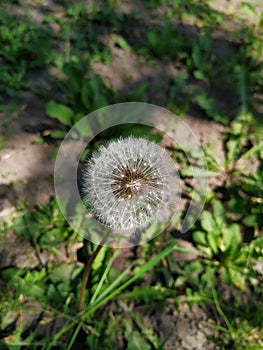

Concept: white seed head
[[82, 137, 178, 235]]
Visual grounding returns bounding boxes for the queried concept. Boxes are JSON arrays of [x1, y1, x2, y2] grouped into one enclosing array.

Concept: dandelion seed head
[[82, 137, 178, 235]]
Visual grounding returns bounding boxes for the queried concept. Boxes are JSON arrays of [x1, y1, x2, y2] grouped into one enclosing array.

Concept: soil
[[149, 303, 220, 350]]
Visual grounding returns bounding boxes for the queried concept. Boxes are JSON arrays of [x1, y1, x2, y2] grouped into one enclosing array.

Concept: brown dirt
[[148, 302, 220, 350]]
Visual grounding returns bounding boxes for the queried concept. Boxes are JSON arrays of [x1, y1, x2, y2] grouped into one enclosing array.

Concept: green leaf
[[67, 3, 87, 17], [119, 285, 171, 302], [194, 91, 226, 123], [81, 84, 91, 109], [200, 266, 216, 288], [174, 275, 187, 287], [26, 284, 45, 300], [220, 266, 232, 285], [74, 119, 93, 137], [63, 63, 82, 93], [45, 101, 74, 127], [248, 236, 263, 258], [201, 210, 215, 232], [13, 215, 28, 239], [49, 264, 81, 283], [193, 70, 207, 81], [24, 268, 46, 283], [228, 266, 246, 290], [226, 138, 240, 163], [242, 214, 258, 227], [116, 36, 132, 52], [50, 130, 67, 139], [213, 201, 226, 228], [242, 140, 263, 159], [207, 231, 220, 254], [222, 224, 241, 255], [193, 231, 207, 246], [92, 245, 108, 272], [124, 320, 151, 350], [57, 281, 71, 298], [40, 228, 64, 247], [240, 2, 256, 17]]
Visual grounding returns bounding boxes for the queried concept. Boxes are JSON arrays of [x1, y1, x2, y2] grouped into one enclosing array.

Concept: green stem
[[212, 287, 234, 338], [78, 234, 109, 313]]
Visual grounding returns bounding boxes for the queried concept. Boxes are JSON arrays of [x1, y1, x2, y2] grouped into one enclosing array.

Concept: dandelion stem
[[78, 233, 109, 313]]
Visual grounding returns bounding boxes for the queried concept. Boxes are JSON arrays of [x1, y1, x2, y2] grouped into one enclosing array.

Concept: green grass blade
[[45, 319, 78, 350], [85, 241, 179, 316], [90, 249, 119, 304], [66, 322, 83, 350], [82, 262, 134, 318]]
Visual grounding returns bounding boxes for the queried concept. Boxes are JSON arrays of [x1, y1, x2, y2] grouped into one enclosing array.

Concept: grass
[[0, 0, 263, 349]]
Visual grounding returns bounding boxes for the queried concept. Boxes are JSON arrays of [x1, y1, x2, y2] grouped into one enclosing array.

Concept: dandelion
[[82, 137, 179, 235]]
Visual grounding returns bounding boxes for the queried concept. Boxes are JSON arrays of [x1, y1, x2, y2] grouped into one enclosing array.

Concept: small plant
[[0, 11, 54, 94], [143, 21, 191, 62], [12, 199, 76, 254], [45, 57, 119, 138], [193, 201, 247, 287], [45, 56, 149, 139]]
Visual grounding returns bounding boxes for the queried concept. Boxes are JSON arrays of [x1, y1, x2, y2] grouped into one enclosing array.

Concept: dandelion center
[[111, 164, 150, 199]]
